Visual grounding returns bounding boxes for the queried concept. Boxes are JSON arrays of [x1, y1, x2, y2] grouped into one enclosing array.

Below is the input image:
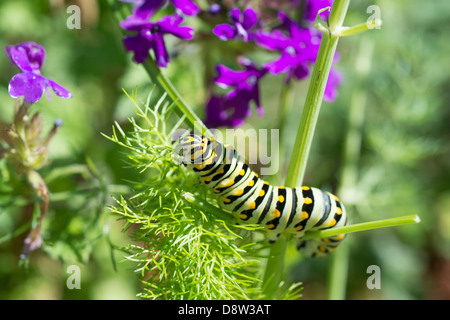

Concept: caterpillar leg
[[296, 191, 348, 258], [296, 234, 346, 258]]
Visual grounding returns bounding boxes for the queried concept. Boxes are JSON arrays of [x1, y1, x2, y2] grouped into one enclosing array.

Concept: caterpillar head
[[172, 134, 221, 167]]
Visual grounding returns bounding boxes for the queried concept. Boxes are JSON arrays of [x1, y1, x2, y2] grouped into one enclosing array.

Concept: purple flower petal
[[241, 8, 258, 30], [205, 92, 250, 128], [213, 24, 235, 41], [153, 34, 170, 67], [255, 30, 291, 51], [8, 73, 46, 104], [263, 50, 299, 75], [5, 42, 45, 73], [123, 34, 153, 63], [46, 79, 73, 99], [215, 65, 248, 87], [172, 0, 199, 16], [229, 8, 241, 23], [157, 14, 194, 39], [213, 7, 259, 42], [119, 14, 153, 31], [130, 0, 164, 19], [292, 63, 310, 80]]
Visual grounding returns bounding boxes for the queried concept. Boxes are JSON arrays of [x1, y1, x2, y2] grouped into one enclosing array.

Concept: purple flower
[[5, 42, 72, 104], [214, 58, 267, 113], [213, 7, 258, 42], [120, 13, 194, 66], [255, 11, 342, 101], [205, 93, 248, 128], [121, 0, 199, 19], [204, 58, 267, 128], [255, 12, 320, 79]]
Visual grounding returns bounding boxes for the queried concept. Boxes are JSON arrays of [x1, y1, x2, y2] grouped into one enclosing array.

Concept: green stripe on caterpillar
[[173, 134, 348, 258]]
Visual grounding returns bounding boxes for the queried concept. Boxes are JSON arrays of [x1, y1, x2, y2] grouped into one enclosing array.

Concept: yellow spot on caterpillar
[[217, 169, 224, 174], [224, 198, 231, 204], [249, 180, 255, 187], [337, 234, 345, 241], [225, 180, 235, 187], [187, 136, 195, 142], [336, 207, 342, 215], [236, 189, 244, 196], [323, 238, 330, 243], [204, 156, 214, 165], [278, 195, 285, 203], [203, 176, 211, 182], [278, 186, 285, 189], [259, 190, 265, 197], [294, 225, 303, 231], [302, 186, 310, 190], [266, 223, 275, 229], [264, 181, 270, 185], [304, 197, 312, 205], [239, 213, 247, 220], [301, 211, 309, 220], [333, 194, 339, 201], [273, 209, 281, 218], [213, 189, 220, 193], [319, 246, 326, 252], [254, 173, 258, 178], [249, 202, 256, 209], [195, 164, 203, 170], [239, 169, 245, 176], [329, 219, 336, 227]]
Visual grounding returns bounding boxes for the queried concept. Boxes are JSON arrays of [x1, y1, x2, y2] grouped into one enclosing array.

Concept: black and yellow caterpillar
[[174, 134, 348, 257]]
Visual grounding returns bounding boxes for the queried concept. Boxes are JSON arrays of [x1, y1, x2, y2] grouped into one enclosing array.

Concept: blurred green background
[[0, 0, 449, 299]]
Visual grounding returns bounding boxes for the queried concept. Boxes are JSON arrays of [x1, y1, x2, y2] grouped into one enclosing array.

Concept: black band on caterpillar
[[174, 134, 348, 258]]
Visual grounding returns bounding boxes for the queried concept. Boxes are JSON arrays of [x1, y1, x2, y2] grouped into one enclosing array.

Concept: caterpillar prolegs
[[174, 134, 348, 258]]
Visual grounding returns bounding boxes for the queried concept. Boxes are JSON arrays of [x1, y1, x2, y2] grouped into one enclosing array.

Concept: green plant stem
[[141, 60, 213, 137], [285, 0, 350, 188], [262, 0, 351, 299], [337, 19, 382, 37], [327, 37, 374, 300], [327, 239, 349, 299], [302, 215, 420, 240]]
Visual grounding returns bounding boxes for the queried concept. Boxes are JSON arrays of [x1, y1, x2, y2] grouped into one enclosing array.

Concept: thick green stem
[[262, 0, 350, 299], [327, 239, 349, 299], [285, 1, 349, 188], [302, 215, 420, 240], [327, 38, 374, 299]]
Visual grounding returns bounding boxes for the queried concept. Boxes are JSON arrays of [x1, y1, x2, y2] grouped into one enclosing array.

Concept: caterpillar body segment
[[175, 134, 348, 258]]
